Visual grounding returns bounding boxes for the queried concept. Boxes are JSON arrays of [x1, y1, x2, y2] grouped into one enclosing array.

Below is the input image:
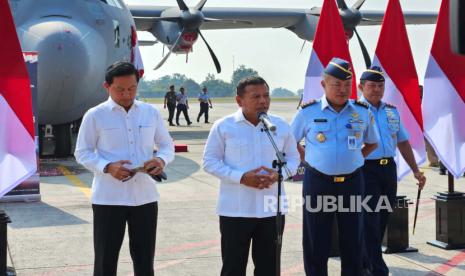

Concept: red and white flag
[[131, 26, 144, 78], [372, 0, 426, 180], [423, 0, 465, 178], [303, 0, 357, 103], [0, 1, 37, 196]]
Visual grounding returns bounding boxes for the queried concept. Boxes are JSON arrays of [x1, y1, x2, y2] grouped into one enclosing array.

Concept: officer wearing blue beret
[[358, 66, 426, 276], [291, 57, 380, 276]]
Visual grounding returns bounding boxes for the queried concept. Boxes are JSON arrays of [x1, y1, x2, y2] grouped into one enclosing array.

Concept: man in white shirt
[[203, 76, 300, 276], [74, 61, 174, 276], [175, 86, 192, 126]]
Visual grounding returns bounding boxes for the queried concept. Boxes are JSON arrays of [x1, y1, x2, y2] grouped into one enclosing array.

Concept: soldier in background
[[164, 85, 177, 126]]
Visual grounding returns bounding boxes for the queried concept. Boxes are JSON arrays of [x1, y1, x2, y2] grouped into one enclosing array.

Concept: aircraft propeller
[[153, 0, 222, 73], [310, 0, 373, 68]]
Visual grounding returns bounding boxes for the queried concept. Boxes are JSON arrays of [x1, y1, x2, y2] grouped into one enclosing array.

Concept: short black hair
[[236, 76, 269, 97], [169, 85, 175, 89], [105, 61, 139, 85], [180, 87, 185, 91]]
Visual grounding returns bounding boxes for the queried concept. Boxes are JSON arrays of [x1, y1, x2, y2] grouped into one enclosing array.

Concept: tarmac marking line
[[427, 249, 465, 275], [282, 263, 304, 275], [57, 165, 91, 199], [157, 239, 220, 254]]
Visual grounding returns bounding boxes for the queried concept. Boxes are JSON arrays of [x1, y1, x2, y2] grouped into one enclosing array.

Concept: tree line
[[138, 65, 302, 98]]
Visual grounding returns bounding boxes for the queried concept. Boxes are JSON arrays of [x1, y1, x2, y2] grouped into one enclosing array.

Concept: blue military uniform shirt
[[291, 97, 380, 175], [198, 93, 210, 103], [359, 97, 409, 160]]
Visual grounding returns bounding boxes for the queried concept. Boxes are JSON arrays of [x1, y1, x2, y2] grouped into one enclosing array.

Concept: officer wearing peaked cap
[[358, 66, 426, 276], [291, 57, 380, 276]]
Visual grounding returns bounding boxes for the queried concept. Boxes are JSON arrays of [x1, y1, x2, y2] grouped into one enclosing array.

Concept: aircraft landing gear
[[53, 123, 71, 157]]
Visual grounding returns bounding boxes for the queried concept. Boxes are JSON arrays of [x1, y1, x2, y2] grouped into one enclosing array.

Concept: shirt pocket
[[224, 138, 248, 168], [139, 124, 156, 150], [387, 120, 400, 132], [309, 122, 331, 147], [99, 127, 125, 151]]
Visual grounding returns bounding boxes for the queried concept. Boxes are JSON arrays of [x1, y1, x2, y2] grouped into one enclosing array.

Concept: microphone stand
[[261, 123, 292, 276]]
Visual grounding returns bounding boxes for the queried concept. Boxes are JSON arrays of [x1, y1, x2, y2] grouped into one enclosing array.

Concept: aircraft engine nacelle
[[150, 21, 198, 54], [287, 14, 318, 41]]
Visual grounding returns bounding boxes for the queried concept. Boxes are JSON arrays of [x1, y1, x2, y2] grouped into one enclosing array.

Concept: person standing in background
[[176, 87, 192, 126], [197, 86, 213, 123], [164, 85, 177, 126]]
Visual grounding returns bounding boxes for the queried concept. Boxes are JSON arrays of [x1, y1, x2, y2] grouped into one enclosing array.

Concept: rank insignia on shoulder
[[354, 101, 369, 109], [385, 103, 397, 109], [301, 100, 316, 109]]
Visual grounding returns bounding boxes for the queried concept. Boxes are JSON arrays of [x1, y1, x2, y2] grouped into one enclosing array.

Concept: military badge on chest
[[316, 132, 326, 143], [313, 118, 328, 143]]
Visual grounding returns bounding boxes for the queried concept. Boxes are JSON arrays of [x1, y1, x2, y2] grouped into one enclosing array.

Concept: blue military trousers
[[302, 167, 364, 276], [362, 158, 397, 276]]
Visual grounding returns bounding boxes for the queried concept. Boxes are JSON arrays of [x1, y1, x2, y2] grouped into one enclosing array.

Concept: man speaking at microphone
[[203, 76, 300, 276]]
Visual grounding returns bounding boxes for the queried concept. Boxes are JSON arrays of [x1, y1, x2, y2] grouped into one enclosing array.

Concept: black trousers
[[92, 202, 158, 276], [362, 159, 397, 276], [167, 103, 176, 124], [302, 168, 364, 276], [219, 215, 285, 276], [197, 102, 209, 122], [176, 104, 191, 125]]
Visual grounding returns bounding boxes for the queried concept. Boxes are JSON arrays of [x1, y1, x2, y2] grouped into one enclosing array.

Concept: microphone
[[257, 111, 277, 132]]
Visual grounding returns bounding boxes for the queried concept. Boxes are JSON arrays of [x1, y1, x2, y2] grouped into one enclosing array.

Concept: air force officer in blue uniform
[[291, 58, 379, 276], [358, 66, 426, 276]]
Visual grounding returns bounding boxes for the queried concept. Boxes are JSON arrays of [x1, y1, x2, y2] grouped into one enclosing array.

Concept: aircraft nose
[[18, 18, 107, 124]]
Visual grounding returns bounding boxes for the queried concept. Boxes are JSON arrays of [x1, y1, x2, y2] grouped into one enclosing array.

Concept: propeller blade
[[154, 30, 184, 70], [362, 18, 382, 23], [176, 0, 189, 11], [352, 0, 366, 10], [196, 0, 208, 11], [133, 16, 181, 22], [336, 0, 349, 10], [204, 18, 253, 25], [197, 30, 221, 73], [309, 7, 322, 16], [353, 28, 371, 68]]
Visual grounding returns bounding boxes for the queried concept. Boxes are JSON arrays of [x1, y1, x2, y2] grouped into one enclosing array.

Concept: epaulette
[[354, 101, 369, 109], [301, 100, 316, 109], [385, 102, 397, 109]]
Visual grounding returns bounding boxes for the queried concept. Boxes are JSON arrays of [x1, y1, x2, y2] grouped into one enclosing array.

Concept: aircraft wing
[[129, 5, 437, 41], [360, 10, 438, 25], [130, 6, 308, 30]]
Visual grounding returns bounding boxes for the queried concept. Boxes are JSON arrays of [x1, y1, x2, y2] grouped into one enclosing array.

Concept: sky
[[126, 0, 441, 92]]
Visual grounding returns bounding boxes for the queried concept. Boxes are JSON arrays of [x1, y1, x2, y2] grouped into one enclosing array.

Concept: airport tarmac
[[1, 101, 465, 276]]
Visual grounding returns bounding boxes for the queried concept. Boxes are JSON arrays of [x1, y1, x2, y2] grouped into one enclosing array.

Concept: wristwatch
[[103, 163, 110, 173]]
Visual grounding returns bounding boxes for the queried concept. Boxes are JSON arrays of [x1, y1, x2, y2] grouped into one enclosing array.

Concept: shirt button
[[128, 129, 131, 132], [130, 141, 133, 144]]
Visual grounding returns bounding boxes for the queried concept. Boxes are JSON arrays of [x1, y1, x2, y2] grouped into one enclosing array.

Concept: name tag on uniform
[[348, 136, 357, 150]]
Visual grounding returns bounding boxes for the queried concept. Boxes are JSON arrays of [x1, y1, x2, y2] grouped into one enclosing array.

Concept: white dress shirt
[[75, 97, 175, 206], [176, 93, 188, 105], [203, 109, 300, 218]]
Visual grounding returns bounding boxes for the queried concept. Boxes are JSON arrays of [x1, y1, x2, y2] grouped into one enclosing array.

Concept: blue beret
[[360, 66, 385, 82], [324, 57, 353, 80]]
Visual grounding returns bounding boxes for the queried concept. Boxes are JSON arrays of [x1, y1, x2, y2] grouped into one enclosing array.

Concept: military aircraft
[[9, 0, 437, 157]]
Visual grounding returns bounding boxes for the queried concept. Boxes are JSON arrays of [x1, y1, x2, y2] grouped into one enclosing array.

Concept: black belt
[[365, 157, 394, 166], [306, 165, 359, 183]]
